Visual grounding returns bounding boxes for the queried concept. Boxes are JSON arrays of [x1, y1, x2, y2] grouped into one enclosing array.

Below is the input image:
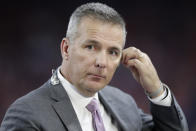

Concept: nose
[[95, 51, 107, 68]]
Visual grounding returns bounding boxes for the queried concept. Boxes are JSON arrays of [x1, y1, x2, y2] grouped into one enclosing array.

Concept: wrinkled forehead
[[76, 17, 125, 47]]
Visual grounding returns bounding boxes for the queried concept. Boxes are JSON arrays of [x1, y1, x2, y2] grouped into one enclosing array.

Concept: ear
[[60, 38, 70, 60]]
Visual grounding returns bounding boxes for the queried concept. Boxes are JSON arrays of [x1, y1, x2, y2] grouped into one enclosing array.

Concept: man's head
[[66, 2, 126, 44], [60, 2, 126, 97]]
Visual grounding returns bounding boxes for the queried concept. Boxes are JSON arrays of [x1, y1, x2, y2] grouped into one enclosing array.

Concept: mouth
[[87, 73, 106, 79]]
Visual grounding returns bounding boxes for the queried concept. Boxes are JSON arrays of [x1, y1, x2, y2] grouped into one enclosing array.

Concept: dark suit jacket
[[0, 71, 188, 131]]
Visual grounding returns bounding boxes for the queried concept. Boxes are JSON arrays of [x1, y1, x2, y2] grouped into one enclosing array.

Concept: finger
[[123, 47, 143, 64], [125, 59, 144, 83], [126, 59, 144, 73], [121, 48, 131, 64], [130, 66, 140, 82]]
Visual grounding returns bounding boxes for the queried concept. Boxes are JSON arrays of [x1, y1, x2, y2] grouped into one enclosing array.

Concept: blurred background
[[0, 0, 195, 130]]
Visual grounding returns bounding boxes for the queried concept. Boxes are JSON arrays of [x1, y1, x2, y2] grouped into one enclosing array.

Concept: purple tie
[[86, 98, 106, 131]]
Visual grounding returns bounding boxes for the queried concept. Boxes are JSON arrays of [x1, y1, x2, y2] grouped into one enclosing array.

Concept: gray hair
[[66, 2, 127, 44]]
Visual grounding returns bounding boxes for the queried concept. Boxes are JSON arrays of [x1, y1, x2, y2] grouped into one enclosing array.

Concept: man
[[0, 2, 188, 131]]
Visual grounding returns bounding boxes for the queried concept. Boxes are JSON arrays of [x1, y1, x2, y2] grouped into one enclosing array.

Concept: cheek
[[107, 61, 119, 77], [71, 52, 94, 73]]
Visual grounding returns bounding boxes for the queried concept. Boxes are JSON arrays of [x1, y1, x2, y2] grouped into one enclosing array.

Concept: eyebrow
[[86, 39, 99, 45], [110, 47, 121, 52]]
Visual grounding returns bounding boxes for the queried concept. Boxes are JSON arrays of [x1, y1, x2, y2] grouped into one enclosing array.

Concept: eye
[[86, 45, 95, 50], [109, 50, 118, 56]]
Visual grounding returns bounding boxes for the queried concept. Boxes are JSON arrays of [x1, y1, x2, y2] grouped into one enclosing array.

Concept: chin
[[85, 81, 106, 92]]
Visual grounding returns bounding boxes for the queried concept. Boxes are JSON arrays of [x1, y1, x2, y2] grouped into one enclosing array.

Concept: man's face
[[63, 17, 124, 96]]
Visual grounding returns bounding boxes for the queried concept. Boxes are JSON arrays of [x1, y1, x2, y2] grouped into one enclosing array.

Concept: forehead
[[76, 17, 124, 48]]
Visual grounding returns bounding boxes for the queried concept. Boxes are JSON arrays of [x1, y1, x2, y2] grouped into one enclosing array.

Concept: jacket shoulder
[[102, 85, 135, 100], [14, 80, 51, 105], [1, 80, 54, 130]]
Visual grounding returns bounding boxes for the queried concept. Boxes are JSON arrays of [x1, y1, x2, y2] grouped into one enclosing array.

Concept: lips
[[87, 73, 106, 79]]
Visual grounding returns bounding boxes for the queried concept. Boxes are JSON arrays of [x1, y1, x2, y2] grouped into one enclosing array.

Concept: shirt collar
[[57, 67, 100, 108]]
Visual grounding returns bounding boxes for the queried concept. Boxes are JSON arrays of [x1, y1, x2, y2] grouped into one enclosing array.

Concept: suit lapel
[[52, 99, 82, 131], [99, 86, 140, 131], [49, 71, 82, 131]]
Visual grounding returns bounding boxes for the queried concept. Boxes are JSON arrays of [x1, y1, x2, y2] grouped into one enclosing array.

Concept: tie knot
[[86, 98, 99, 113]]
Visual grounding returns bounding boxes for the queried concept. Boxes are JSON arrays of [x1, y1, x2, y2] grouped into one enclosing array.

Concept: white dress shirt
[[148, 84, 172, 106], [57, 67, 172, 131]]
